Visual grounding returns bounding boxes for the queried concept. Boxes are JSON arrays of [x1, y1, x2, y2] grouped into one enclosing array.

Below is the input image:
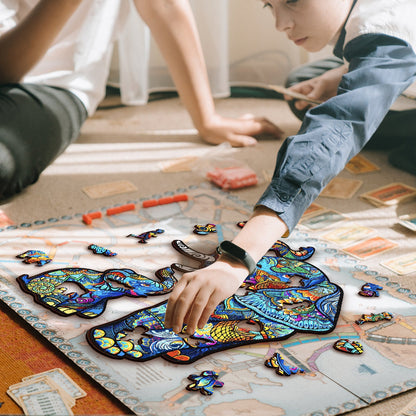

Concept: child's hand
[[164, 258, 249, 335], [284, 64, 348, 111], [198, 113, 283, 147]]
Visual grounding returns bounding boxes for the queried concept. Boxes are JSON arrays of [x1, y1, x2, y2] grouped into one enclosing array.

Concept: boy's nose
[[274, 10, 294, 32]]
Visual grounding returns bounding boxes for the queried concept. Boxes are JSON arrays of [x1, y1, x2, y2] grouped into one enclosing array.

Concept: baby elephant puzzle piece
[[186, 371, 223, 395], [17, 266, 176, 318], [86, 240, 343, 363], [16, 250, 52, 266], [265, 353, 305, 376]]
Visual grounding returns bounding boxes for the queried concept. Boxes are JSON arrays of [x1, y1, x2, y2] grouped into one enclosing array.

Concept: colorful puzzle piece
[[355, 312, 393, 325], [86, 240, 343, 363], [333, 338, 364, 354], [16, 250, 52, 266], [186, 371, 224, 395], [193, 223, 216, 235], [358, 282, 383, 297], [265, 353, 305, 376], [88, 244, 117, 257], [17, 267, 176, 318], [127, 229, 164, 244]]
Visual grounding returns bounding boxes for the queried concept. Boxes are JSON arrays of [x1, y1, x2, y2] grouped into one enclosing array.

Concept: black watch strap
[[216, 240, 257, 275]]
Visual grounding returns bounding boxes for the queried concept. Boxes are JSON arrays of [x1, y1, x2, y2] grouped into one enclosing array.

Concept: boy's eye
[[263, 2, 272, 8]]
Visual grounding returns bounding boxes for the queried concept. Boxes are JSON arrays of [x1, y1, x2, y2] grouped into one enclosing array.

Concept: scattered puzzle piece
[[358, 282, 383, 297], [186, 371, 223, 396], [355, 312, 393, 325], [193, 223, 216, 235], [265, 353, 305, 376], [333, 338, 363, 354], [237, 221, 247, 228], [16, 250, 52, 266], [88, 244, 117, 257], [127, 229, 165, 244]]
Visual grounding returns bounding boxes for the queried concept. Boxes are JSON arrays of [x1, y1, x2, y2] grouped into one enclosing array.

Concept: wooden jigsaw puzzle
[[0, 183, 415, 416]]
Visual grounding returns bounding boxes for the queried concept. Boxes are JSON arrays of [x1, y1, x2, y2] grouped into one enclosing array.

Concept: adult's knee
[[0, 142, 17, 199]]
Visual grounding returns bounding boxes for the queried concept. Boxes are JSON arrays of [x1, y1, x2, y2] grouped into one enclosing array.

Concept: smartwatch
[[216, 240, 257, 275]]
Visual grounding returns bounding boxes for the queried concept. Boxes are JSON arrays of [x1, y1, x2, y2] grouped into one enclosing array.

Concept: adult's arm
[[0, 0, 83, 83], [133, 0, 282, 146]]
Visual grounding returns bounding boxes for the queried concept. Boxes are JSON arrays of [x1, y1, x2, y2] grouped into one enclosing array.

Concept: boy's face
[[262, 0, 354, 52]]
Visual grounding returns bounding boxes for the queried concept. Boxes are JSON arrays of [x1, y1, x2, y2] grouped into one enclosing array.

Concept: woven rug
[[0, 303, 129, 415]]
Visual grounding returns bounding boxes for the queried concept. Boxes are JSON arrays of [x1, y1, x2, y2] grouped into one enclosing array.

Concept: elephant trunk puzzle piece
[[86, 240, 343, 363]]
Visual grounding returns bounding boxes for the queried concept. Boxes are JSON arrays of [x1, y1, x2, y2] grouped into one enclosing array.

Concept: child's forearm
[[0, 0, 83, 83], [133, 0, 216, 132], [230, 206, 288, 267]]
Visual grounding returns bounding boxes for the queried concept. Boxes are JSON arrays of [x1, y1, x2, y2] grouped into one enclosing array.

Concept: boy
[[0, 0, 281, 199], [165, 0, 416, 335]]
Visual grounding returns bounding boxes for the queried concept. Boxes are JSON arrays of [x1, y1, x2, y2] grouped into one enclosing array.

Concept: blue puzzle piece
[[186, 371, 224, 395]]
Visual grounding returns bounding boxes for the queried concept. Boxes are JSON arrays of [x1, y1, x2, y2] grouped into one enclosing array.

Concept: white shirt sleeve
[[0, 0, 19, 36]]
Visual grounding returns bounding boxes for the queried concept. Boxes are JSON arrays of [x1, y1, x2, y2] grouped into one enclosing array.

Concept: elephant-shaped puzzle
[[86, 240, 343, 363], [17, 267, 176, 318]]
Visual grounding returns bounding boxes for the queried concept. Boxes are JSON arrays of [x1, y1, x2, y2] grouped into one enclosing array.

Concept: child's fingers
[[185, 290, 222, 335], [184, 290, 210, 335], [197, 293, 223, 330], [165, 279, 193, 332], [294, 100, 313, 111]]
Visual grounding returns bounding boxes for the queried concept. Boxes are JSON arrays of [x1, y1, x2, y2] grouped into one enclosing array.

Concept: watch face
[[220, 241, 246, 259]]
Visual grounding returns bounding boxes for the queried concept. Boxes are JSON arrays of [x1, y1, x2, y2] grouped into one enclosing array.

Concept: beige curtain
[[112, 0, 306, 105]]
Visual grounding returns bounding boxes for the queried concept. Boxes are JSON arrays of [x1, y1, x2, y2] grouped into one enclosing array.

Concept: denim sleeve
[[256, 34, 416, 234]]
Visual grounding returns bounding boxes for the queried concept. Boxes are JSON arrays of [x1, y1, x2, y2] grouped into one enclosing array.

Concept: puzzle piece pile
[[7, 368, 86, 415]]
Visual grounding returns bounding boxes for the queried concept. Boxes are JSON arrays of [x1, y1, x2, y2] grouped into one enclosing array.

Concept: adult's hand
[[199, 113, 284, 147]]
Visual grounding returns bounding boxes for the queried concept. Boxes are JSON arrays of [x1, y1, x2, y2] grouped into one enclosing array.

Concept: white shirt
[[345, 0, 416, 110], [0, 0, 132, 114]]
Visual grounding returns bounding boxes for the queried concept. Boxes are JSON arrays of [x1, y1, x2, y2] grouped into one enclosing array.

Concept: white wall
[[109, 0, 332, 95]]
